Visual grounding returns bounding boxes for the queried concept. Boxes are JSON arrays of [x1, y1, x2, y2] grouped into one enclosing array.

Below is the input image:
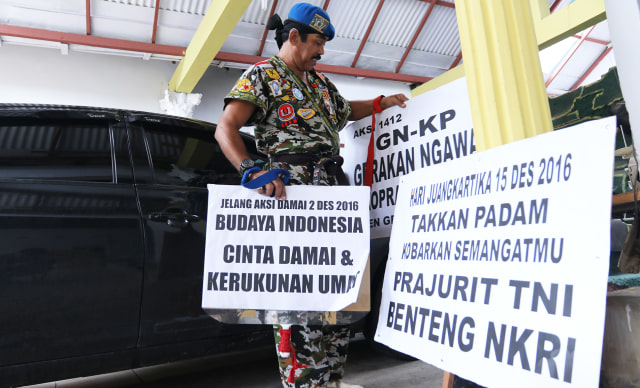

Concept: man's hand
[[348, 93, 410, 121], [251, 170, 287, 200], [380, 93, 409, 109]]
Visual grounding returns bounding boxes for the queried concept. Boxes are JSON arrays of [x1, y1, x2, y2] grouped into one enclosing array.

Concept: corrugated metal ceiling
[[0, 0, 616, 94]]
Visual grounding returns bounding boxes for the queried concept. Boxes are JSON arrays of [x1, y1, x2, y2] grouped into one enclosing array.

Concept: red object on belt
[[278, 328, 291, 354], [364, 95, 384, 188], [279, 327, 306, 383]]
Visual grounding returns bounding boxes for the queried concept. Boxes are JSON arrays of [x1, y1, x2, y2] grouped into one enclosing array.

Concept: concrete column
[[455, 0, 553, 151]]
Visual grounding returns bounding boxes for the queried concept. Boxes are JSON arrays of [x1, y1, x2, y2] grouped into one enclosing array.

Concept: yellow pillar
[[169, 0, 252, 93], [454, 0, 553, 150], [169, 0, 251, 166], [530, 0, 550, 21]]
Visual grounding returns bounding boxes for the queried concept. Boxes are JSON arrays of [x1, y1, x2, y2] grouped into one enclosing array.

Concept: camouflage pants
[[273, 324, 350, 388]]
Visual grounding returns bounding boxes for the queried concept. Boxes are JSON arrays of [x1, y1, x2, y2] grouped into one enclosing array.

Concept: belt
[[270, 154, 349, 186]]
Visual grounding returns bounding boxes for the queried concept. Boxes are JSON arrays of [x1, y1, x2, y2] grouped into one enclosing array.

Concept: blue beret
[[288, 3, 335, 41]]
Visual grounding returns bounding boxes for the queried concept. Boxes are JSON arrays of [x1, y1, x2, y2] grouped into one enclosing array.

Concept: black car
[[0, 105, 281, 386], [0, 104, 406, 387]]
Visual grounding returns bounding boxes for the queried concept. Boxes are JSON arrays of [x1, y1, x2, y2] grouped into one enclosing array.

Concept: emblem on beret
[[309, 13, 330, 33]]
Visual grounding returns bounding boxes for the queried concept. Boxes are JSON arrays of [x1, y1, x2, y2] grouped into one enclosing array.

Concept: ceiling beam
[[545, 25, 595, 87], [152, 0, 160, 44], [570, 45, 612, 90], [85, 0, 91, 35], [449, 52, 462, 69], [413, 0, 606, 95], [258, 0, 279, 56], [0, 23, 428, 83], [169, 0, 252, 93], [550, 0, 562, 13], [396, 0, 436, 73], [317, 64, 430, 84], [214, 51, 431, 83], [417, 0, 455, 8], [352, 0, 385, 68], [0, 23, 185, 56], [574, 34, 608, 45], [535, 0, 606, 50]]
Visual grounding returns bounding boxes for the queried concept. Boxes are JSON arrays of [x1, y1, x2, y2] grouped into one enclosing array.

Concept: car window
[[142, 125, 242, 187], [0, 120, 113, 182]]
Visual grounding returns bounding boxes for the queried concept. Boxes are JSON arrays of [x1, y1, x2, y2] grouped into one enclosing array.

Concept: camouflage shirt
[[225, 56, 352, 185]]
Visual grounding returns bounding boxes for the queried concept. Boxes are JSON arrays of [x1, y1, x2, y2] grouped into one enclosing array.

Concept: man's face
[[295, 33, 327, 71]]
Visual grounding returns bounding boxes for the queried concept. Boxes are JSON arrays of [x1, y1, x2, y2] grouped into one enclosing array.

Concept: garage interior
[[1, 0, 639, 387]]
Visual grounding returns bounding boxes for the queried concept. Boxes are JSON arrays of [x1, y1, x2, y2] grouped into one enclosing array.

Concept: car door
[[0, 108, 144, 372], [127, 113, 268, 351]]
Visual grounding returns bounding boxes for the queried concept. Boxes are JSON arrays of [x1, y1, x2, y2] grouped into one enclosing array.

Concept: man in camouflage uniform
[[215, 3, 408, 387], [226, 51, 350, 188]]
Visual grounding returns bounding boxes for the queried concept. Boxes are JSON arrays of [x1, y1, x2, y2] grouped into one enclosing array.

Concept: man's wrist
[[373, 95, 384, 113], [239, 158, 255, 176]]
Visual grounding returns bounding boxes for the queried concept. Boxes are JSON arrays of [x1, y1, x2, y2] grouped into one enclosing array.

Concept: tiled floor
[[21, 335, 444, 388]]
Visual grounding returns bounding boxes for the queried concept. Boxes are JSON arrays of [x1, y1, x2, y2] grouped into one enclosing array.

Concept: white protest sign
[[375, 117, 616, 388], [202, 185, 370, 312], [340, 77, 475, 239]]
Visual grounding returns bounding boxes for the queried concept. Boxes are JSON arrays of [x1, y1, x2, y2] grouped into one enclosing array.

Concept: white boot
[[327, 380, 364, 388]]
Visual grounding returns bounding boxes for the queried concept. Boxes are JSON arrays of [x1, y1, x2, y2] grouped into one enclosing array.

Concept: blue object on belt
[[241, 167, 290, 190]]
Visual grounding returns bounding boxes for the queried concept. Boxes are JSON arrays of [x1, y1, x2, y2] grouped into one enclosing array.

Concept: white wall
[[0, 44, 175, 113], [327, 73, 411, 104], [0, 43, 410, 124], [191, 65, 245, 123]]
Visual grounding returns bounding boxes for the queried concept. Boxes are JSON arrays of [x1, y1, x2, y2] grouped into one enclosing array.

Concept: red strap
[[286, 342, 308, 383], [278, 327, 306, 383], [364, 95, 384, 188], [287, 348, 299, 383]]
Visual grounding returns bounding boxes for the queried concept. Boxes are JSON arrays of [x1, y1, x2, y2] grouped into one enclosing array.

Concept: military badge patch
[[265, 69, 280, 79], [269, 80, 282, 96], [320, 88, 334, 114], [278, 103, 297, 126], [236, 78, 252, 93], [309, 13, 330, 34], [297, 108, 315, 119], [321, 89, 330, 102], [292, 88, 304, 100]]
